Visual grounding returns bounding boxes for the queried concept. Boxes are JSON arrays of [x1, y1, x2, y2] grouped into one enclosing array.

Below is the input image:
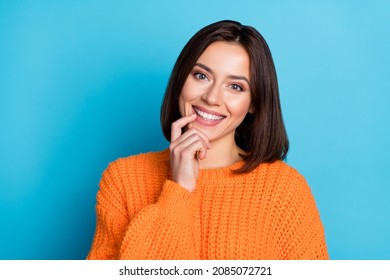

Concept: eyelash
[[194, 72, 208, 81], [193, 71, 245, 92], [229, 84, 243, 92]]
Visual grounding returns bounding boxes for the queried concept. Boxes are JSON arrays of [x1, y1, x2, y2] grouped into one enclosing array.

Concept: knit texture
[[87, 149, 329, 260]]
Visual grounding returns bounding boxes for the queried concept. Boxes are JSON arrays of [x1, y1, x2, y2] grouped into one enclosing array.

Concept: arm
[[87, 160, 200, 260], [118, 180, 199, 259], [276, 170, 329, 260], [86, 160, 129, 260], [87, 115, 207, 259]]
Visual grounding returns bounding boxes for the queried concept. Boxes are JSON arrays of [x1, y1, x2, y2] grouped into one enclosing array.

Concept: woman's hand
[[169, 114, 211, 192]]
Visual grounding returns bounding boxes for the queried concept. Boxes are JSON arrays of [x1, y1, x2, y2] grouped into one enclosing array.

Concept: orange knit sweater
[[87, 150, 329, 260]]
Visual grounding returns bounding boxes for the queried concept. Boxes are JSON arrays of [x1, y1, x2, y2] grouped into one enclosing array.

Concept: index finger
[[170, 114, 197, 142]]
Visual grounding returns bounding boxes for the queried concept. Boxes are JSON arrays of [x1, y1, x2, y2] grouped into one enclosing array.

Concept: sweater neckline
[[197, 160, 245, 183]]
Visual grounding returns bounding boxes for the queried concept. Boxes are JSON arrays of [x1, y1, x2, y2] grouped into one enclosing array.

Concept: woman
[[87, 20, 329, 260]]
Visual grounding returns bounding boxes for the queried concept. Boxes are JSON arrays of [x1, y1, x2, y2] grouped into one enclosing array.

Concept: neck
[[198, 137, 244, 169]]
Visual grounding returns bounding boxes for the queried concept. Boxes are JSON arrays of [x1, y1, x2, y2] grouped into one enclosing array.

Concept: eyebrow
[[194, 63, 250, 85]]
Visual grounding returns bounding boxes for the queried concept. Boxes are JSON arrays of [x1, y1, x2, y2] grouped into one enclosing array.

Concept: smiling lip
[[192, 105, 226, 126]]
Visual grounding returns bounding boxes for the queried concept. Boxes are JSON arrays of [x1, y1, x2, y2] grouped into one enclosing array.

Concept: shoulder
[[253, 160, 307, 183], [105, 149, 170, 175], [252, 160, 323, 220], [251, 160, 312, 198], [97, 149, 170, 205], [99, 149, 170, 191], [254, 162, 328, 259]]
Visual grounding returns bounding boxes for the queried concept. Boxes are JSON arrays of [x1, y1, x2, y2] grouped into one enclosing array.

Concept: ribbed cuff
[[156, 180, 199, 222]]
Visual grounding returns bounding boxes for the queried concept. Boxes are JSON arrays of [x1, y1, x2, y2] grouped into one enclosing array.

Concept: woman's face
[[179, 41, 252, 146]]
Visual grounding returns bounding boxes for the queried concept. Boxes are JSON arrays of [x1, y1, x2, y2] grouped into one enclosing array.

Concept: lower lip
[[192, 107, 225, 127]]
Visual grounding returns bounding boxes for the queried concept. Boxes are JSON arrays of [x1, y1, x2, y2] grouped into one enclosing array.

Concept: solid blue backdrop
[[0, 0, 389, 259]]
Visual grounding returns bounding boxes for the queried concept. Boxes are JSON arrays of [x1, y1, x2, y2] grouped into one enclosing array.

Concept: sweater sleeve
[[278, 171, 329, 260], [87, 160, 199, 260], [118, 180, 199, 259]]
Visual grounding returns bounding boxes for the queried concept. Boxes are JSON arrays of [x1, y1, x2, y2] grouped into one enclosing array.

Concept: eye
[[229, 84, 243, 92], [194, 72, 208, 81]]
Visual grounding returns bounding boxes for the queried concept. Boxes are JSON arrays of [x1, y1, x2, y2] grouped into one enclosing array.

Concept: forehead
[[196, 41, 250, 77]]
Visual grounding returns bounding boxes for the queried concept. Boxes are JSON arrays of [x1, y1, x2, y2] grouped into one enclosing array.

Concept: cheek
[[180, 78, 202, 100], [179, 78, 203, 115], [227, 95, 252, 119], [179, 80, 193, 116]]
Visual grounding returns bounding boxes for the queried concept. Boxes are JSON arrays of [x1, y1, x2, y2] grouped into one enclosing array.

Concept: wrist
[[174, 177, 196, 192]]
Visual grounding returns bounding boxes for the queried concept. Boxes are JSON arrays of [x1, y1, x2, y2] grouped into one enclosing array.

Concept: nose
[[201, 83, 223, 106]]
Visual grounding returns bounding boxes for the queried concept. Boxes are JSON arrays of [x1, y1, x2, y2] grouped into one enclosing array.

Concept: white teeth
[[194, 107, 224, 121]]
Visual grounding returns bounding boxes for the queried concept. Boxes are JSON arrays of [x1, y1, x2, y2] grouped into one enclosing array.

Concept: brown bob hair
[[160, 20, 288, 173]]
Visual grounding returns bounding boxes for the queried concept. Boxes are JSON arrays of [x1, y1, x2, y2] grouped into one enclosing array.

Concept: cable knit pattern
[[87, 149, 329, 260]]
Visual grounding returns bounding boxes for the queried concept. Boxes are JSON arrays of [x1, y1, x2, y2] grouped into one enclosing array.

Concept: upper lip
[[192, 105, 226, 117]]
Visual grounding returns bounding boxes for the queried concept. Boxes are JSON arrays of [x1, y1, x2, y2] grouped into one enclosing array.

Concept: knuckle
[[171, 119, 182, 127], [188, 133, 198, 140], [170, 145, 180, 156], [192, 132, 202, 140], [171, 122, 178, 129]]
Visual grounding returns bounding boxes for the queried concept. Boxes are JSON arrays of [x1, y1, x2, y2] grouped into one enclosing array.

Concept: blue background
[[1, 0, 389, 260]]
